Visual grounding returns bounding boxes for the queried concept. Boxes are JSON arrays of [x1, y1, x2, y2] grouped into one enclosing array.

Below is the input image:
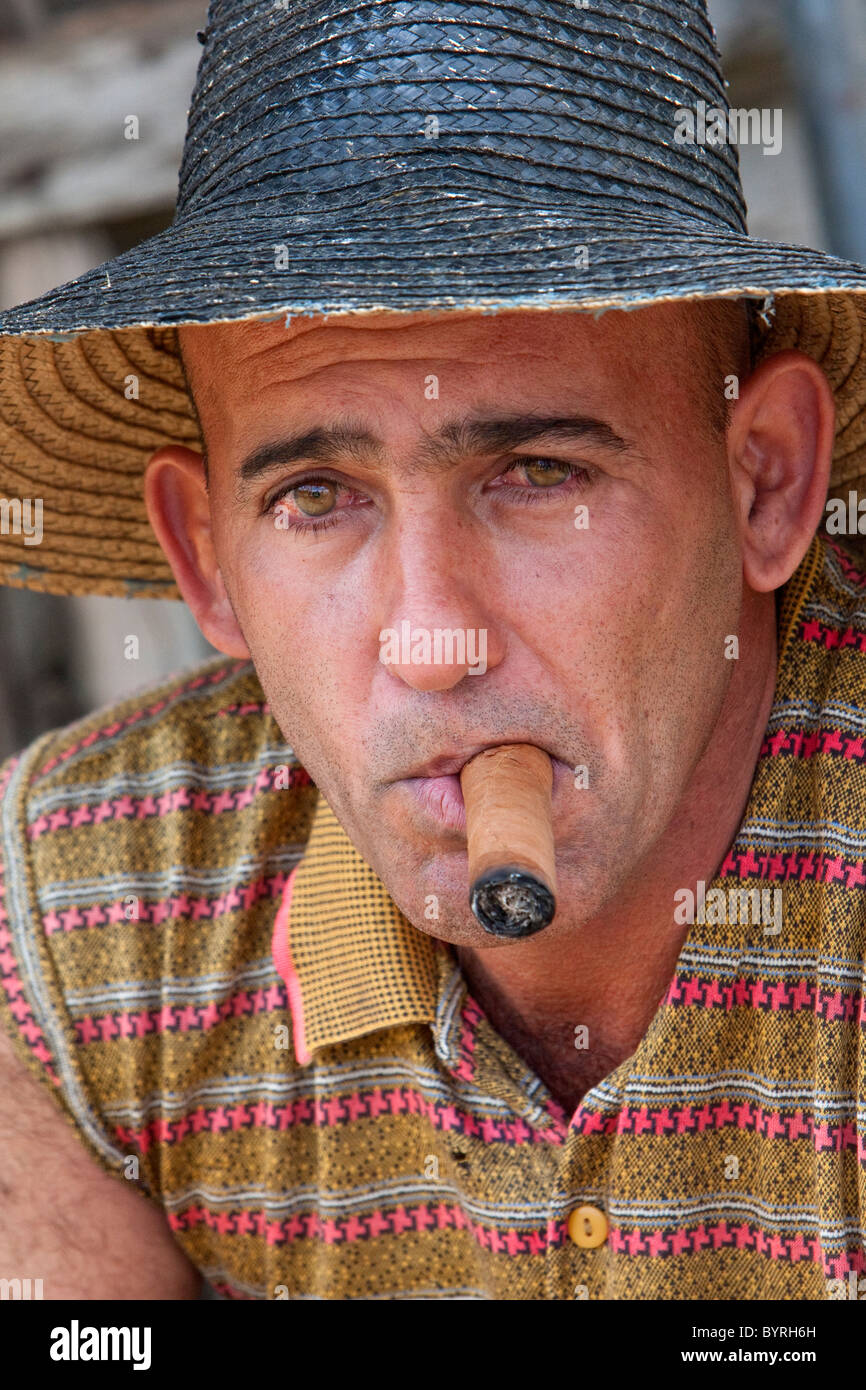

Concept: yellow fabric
[[285, 791, 440, 1057]]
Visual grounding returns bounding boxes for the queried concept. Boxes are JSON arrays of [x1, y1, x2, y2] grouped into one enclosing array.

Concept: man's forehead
[[177, 302, 678, 379], [179, 310, 590, 426], [181, 306, 561, 368], [176, 300, 732, 455]]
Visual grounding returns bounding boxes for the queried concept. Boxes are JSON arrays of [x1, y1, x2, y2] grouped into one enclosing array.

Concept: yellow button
[[568, 1205, 608, 1249]]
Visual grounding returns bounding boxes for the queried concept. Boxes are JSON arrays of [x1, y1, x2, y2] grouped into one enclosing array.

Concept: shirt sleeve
[[0, 740, 131, 1187]]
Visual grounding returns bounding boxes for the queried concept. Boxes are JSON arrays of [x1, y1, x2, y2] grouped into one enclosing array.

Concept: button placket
[[543, 1097, 620, 1298]]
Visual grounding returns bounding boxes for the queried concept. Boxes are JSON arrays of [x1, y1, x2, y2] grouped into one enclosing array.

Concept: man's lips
[[401, 740, 560, 781], [398, 743, 570, 835], [405, 773, 469, 833]]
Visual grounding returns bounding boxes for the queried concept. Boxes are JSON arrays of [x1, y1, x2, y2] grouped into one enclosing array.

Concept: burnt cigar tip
[[470, 868, 556, 939]]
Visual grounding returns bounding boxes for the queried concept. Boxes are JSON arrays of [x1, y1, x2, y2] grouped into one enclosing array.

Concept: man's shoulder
[[772, 534, 866, 883], [12, 655, 275, 786], [815, 531, 866, 612], [2, 654, 310, 823], [785, 533, 866, 710], [0, 654, 317, 1202], [0, 653, 317, 903]]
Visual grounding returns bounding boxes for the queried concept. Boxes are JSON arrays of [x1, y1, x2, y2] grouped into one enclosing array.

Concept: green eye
[[521, 459, 572, 487], [293, 481, 337, 516]]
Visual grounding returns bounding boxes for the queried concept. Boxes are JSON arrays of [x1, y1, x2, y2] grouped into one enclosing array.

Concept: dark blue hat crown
[[178, 0, 746, 233]]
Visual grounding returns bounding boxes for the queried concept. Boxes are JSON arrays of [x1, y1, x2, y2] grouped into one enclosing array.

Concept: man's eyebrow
[[235, 422, 382, 498], [431, 415, 631, 465], [235, 413, 631, 497]]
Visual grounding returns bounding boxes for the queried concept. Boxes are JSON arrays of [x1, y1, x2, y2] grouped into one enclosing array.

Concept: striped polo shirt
[[1, 530, 866, 1300]]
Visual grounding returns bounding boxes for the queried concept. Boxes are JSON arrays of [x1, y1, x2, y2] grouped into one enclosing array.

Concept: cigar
[[460, 744, 557, 938]]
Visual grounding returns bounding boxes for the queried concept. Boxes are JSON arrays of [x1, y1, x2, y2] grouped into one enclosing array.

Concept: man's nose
[[375, 523, 505, 692]]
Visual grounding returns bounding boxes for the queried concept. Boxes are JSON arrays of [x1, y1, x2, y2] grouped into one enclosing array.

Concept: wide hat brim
[[2, 200, 866, 599]]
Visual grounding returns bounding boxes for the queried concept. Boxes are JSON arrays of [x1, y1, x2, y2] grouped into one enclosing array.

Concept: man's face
[[179, 305, 745, 945]]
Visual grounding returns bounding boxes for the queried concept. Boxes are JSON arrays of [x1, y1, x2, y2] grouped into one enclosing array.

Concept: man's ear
[[144, 445, 250, 659], [727, 348, 836, 592]]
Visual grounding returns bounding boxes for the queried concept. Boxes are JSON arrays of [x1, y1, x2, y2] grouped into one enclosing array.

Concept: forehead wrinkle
[[217, 308, 491, 380]]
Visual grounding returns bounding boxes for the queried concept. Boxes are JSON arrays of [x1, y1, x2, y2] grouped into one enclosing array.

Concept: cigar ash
[[470, 866, 556, 939]]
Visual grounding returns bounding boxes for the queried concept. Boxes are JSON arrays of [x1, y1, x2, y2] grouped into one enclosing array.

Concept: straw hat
[[2, 0, 865, 599]]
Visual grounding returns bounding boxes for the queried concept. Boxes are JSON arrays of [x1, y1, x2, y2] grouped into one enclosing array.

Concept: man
[[1, 0, 865, 1301]]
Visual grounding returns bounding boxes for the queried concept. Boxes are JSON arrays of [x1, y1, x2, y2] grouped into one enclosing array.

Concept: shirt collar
[[272, 788, 451, 1062], [272, 533, 823, 1063]]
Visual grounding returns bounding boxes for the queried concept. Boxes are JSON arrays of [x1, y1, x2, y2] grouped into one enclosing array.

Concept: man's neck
[[453, 593, 781, 1117]]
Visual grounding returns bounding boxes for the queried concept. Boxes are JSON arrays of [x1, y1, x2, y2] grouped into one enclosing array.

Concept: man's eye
[[515, 458, 574, 487], [270, 478, 343, 524], [498, 458, 590, 495], [291, 481, 338, 516]]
